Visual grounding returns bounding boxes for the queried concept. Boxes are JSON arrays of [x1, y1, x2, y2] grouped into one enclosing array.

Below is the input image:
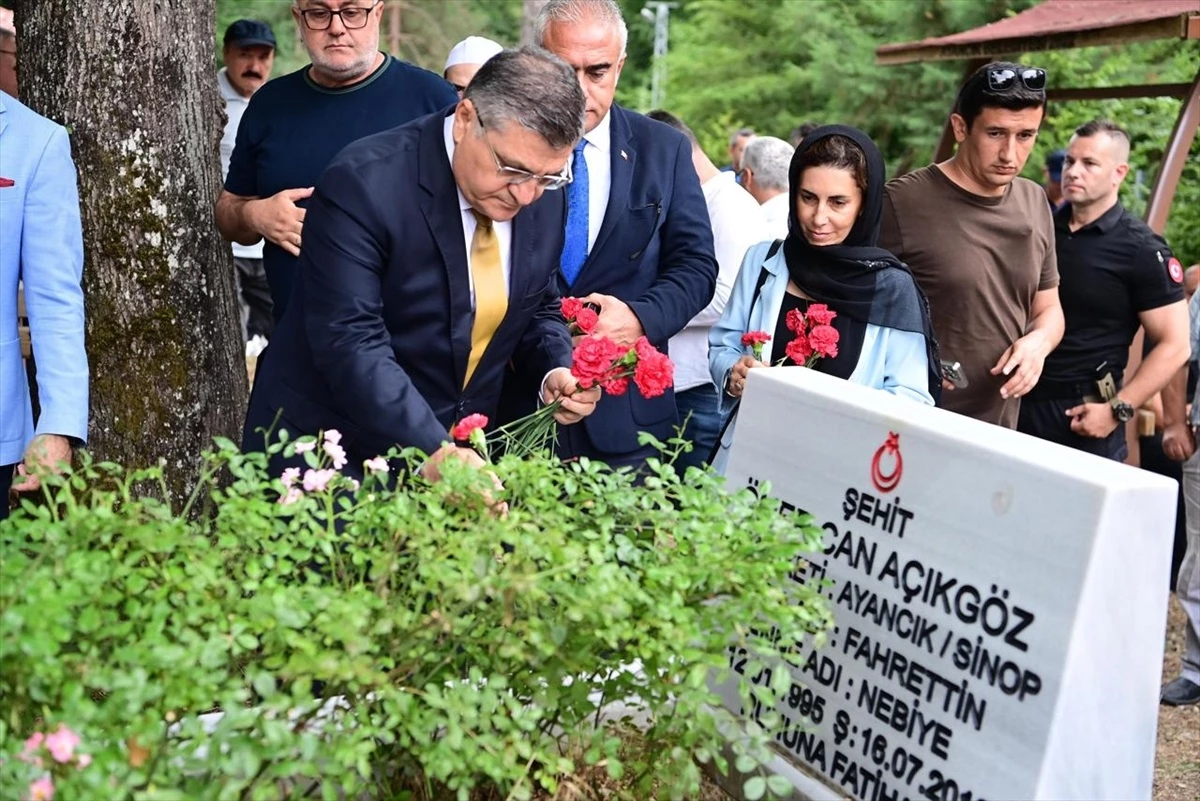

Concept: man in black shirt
[[1018, 119, 1189, 460]]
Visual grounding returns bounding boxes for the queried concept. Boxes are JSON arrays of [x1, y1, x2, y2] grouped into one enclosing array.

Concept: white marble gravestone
[[713, 366, 1176, 801]]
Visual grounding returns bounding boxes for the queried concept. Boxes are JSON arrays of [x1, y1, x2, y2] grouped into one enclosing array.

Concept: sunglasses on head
[[987, 67, 1047, 92]]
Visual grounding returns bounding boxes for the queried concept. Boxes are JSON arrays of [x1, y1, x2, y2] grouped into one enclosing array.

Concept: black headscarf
[[782, 124, 941, 401]]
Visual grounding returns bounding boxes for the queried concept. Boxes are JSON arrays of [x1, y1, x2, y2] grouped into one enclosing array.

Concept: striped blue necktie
[[560, 140, 589, 286]]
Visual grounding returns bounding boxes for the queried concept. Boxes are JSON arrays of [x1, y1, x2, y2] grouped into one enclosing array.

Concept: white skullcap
[[444, 36, 504, 73]]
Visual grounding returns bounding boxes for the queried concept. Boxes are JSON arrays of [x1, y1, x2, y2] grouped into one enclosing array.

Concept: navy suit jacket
[[244, 111, 572, 472], [558, 105, 717, 456]]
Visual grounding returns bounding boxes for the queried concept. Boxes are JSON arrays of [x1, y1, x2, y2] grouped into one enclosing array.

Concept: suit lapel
[[418, 112, 471, 389], [572, 106, 634, 292]]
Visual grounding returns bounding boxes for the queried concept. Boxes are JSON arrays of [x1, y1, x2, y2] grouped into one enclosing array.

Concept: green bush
[[0, 436, 831, 800]]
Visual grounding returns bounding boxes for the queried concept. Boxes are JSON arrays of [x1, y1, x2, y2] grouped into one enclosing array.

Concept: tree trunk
[[17, 0, 248, 504], [520, 0, 550, 46]]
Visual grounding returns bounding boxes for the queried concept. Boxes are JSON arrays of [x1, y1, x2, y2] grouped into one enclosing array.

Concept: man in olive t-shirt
[[880, 61, 1064, 429]]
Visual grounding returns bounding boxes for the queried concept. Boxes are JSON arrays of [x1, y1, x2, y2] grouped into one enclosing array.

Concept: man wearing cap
[[215, 0, 458, 325], [219, 19, 276, 343], [444, 35, 503, 98]]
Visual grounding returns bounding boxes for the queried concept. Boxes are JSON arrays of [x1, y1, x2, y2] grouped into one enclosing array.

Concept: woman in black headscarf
[[708, 125, 940, 466]]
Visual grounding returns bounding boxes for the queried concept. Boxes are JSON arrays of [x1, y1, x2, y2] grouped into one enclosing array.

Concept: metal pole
[[641, 2, 677, 110]]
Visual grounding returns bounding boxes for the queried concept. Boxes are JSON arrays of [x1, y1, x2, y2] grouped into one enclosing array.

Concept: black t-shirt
[[1042, 202, 1184, 382]]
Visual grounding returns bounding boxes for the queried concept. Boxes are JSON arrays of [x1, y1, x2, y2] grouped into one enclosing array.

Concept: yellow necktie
[[465, 210, 508, 387]]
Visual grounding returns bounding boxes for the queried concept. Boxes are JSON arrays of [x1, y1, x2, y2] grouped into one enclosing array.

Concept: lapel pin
[[0, 177, 14, 188], [620, 150, 628, 161]]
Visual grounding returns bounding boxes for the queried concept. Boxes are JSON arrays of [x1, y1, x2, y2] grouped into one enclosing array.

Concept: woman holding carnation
[[708, 125, 940, 468]]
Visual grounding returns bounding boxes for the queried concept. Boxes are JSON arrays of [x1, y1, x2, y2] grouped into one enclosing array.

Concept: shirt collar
[[584, 110, 612, 154], [1057, 199, 1124, 234], [443, 114, 473, 215], [217, 68, 242, 103]]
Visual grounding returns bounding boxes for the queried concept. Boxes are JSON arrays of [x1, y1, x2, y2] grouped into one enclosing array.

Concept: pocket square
[[0, 177, 13, 188]]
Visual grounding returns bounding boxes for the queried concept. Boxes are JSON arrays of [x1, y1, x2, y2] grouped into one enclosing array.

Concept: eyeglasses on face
[[476, 119, 572, 191], [297, 1, 381, 31], [987, 66, 1047, 93]]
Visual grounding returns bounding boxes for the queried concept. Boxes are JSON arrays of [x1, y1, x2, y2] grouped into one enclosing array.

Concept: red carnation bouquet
[[453, 298, 675, 458], [781, 303, 839, 368]]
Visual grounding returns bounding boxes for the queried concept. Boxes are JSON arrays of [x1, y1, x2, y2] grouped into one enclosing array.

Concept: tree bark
[[520, 0, 550, 46], [17, 0, 249, 504]]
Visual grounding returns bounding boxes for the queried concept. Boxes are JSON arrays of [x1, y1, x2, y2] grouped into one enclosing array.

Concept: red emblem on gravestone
[[1168, 257, 1184, 284], [870, 431, 903, 494]]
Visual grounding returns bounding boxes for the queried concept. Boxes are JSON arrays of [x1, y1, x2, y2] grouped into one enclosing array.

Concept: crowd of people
[[1, 0, 1196, 708]]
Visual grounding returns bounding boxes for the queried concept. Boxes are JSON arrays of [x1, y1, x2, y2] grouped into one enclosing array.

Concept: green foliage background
[[215, 0, 1198, 262]]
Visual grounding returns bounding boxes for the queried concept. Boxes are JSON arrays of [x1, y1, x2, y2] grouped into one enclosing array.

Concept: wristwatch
[[1109, 397, 1135, 423]]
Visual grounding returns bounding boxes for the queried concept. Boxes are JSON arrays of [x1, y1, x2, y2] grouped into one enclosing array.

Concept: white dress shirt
[[580, 110, 613, 252], [760, 191, 791, 241], [218, 68, 263, 260], [444, 115, 512, 308], [671, 171, 770, 391]]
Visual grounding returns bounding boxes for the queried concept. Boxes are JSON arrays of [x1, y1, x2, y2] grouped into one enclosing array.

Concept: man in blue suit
[[0, 92, 88, 518], [243, 49, 600, 481], [537, 0, 717, 469]]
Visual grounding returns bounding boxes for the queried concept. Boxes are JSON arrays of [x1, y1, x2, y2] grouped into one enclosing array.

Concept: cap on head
[[444, 36, 504, 73], [1045, 149, 1065, 182], [224, 19, 277, 50]]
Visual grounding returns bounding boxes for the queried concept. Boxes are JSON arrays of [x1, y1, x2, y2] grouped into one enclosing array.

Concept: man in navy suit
[[243, 49, 600, 482], [537, 0, 718, 469]]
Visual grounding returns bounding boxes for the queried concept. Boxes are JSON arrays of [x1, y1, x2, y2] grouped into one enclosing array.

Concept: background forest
[[215, 0, 1200, 265]]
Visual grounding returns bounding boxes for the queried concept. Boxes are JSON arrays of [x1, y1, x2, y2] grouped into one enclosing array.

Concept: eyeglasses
[[297, 1, 380, 31], [987, 66, 1047, 93], [477, 120, 572, 191]]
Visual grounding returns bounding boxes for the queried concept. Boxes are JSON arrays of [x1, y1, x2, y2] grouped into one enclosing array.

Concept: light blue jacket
[[707, 241, 933, 470], [0, 92, 88, 465]]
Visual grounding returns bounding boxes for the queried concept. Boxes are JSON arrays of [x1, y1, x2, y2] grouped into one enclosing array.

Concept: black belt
[[1028, 373, 1122, 401]]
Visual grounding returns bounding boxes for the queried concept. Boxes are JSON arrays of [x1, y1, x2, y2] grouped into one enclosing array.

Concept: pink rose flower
[[28, 777, 54, 801], [44, 725, 80, 764], [323, 441, 348, 470], [302, 468, 337, 493], [363, 457, 389, 474]]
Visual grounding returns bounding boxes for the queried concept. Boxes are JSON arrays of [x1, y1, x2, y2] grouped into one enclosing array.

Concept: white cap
[[444, 36, 504, 73]]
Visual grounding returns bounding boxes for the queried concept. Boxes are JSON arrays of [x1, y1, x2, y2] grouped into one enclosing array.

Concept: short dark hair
[[953, 61, 1046, 129], [465, 47, 585, 150], [647, 109, 698, 147], [1074, 118, 1129, 147], [794, 134, 868, 196], [788, 122, 820, 148]]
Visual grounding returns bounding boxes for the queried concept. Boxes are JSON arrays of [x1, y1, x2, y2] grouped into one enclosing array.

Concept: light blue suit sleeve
[[23, 124, 88, 443], [709, 242, 769, 415], [879, 327, 934, 405]]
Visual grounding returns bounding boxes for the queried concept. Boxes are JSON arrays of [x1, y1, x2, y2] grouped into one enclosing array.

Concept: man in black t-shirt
[[1019, 119, 1189, 460], [215, 0, 457, 323]]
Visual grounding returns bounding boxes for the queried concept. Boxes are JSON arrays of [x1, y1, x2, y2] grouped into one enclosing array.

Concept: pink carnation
[[601, 375, 629, 396], [574, 306, 599, 334], [785, 336, 813, 365], [808, 324, 840, 358], [451, 413, 489, 441], [806, 303, 836, 326], [302, 468, 337, 493], [561, 297, 584, 321], [785, 308, 807, 334]]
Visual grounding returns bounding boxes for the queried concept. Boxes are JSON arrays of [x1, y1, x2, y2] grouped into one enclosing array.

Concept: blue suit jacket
[[243, 111, 573, 470], [0, 93, 88, 466], [558, 105, 717, 456]]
